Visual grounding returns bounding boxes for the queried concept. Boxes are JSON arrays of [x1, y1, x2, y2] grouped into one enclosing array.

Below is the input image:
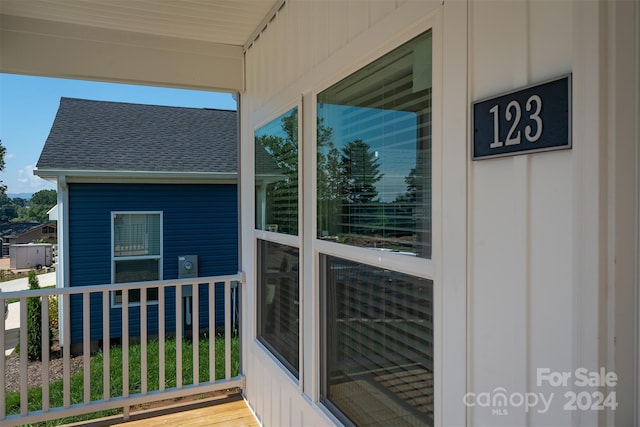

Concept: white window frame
[[253, 99, 304, 384], [308, 17, 442, 423], [111, 211, 163, 308]]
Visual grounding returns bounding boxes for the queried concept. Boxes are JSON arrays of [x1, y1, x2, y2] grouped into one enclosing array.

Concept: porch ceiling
[[0, 0, 281, 91]]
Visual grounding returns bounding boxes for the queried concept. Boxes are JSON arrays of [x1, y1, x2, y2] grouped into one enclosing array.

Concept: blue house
[[35, 98, 239, 349]]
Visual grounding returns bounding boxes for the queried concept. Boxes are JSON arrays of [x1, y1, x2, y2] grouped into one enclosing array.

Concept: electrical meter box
[[178, 255, 198, 297]]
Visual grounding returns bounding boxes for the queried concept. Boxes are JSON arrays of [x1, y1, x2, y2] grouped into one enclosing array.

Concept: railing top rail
[[0, 271, 245, 298]]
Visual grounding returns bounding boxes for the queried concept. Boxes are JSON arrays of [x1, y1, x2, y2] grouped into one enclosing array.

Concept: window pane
[[257, 239, 299, 377], [114, 213, 161, 257], [317, 31, 432, 258], [321, 255, 433, 426], [255, 107, 299, 235], [114, 259, 160, 304]]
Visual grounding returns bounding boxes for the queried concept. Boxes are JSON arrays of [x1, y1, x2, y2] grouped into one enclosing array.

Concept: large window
[[112, 212, 162, 306], [257, 239, 300, 377], [317, 30, 434, 426], [255, 107, 299, 235], [317, 31, 432, 258], [321, 256, 433, 426], [254, 107, 301, 378]]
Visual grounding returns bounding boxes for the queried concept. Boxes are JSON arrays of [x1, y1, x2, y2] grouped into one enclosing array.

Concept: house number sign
[[472, 75, 571, 160]]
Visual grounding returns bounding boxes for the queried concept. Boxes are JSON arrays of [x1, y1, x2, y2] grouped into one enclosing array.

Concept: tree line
[[0, 189, 57, 223]]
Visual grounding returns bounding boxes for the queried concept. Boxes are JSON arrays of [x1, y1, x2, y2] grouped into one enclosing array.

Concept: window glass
[[114, 213, 161, 257], [321, 255, 434, 426], [112, 212, 161, 305], [257, 239, 300, 377], [317, 31, 432, 258], [255, 107, 299, 235]]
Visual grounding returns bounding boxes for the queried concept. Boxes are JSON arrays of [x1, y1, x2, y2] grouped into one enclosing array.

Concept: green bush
[[49, 294, 59, 330], [26, 270, 52, 361]]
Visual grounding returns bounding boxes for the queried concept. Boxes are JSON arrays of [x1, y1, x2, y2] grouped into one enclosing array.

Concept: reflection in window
[[255, 107, 299, 235], [257, 239, 300, 377], [321, 255, 434, 426], [317, 31, 432, 258]]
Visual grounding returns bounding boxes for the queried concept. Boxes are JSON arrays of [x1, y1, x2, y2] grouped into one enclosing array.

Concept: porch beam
[[0, 14, 244, 92]]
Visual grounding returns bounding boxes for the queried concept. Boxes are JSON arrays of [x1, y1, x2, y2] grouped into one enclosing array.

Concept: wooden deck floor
[[70, 396, 260, 427], [121, 399, 259, 427]]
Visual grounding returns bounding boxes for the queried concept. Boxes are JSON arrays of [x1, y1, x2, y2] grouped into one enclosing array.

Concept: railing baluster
[[176, 285, 183, 388], [209, 281, 216, 383], [141, 288, 148, 394], [122, 290, 129, 399], [225, 281, 231, 380], [19, 297, 27, 416], [42, 296, 50, 412], [159, 287, 165, 392], [63, 293, 71, 409], [192, 283, 199, 386], [102, 290, 110, 401], [83, 292, 91, 404]]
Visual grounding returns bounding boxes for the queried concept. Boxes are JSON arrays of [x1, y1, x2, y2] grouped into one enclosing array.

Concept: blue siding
[[68, 183, 238, 343]]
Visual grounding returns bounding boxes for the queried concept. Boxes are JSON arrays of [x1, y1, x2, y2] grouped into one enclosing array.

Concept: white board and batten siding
[[240, 1, 639, 426]]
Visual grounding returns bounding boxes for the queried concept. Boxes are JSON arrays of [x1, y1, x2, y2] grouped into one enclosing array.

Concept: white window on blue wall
[[111, 212, 162, 306]]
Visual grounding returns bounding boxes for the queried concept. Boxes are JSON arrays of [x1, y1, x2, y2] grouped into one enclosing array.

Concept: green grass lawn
[[5, 335, 240, 426]]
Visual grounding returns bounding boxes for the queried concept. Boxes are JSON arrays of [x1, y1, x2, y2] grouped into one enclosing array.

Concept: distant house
[[0, 221, 57, 245], [0, 222, 57, 257], [34, 97, 239, 347]]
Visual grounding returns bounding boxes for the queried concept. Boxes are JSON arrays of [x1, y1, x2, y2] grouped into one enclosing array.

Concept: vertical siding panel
[[299, 0, 315, 76], [267, 16, 278, 103], [271, 380, 281, 426], [256, 36, 266, 109], [528, 2, 573, 426], [369, 0, 396, 26], [329, 0, 348, 55], [276, 6, 287, 95], [286, 0, 301, 83], [314, 1, 330, 66], [347, 0, 370, 42], [468, 1, 529, 426], [262, 368, 272, 424]]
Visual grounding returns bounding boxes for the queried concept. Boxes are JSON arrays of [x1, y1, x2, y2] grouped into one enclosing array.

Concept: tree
[[257, 109, 299, 234], [339, 139, 383, 234], [316, 118, 341, 236], [0, 139, 6, 195], [30, 189, 57, 207], [340, 139, 383, 204], [13, 189, 57, 223]]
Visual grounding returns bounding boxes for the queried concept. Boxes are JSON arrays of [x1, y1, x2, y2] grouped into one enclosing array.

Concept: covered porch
[[1, 1, 639, 426]]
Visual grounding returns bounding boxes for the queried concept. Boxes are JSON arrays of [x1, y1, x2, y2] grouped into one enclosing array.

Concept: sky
[[0, 73, 237, 197]]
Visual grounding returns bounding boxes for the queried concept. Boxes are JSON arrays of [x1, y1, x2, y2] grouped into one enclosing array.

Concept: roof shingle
[[36, 98, 237, 174]]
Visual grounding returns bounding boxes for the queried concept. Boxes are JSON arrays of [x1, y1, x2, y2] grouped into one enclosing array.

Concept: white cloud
[[15, 164, 54, 192]]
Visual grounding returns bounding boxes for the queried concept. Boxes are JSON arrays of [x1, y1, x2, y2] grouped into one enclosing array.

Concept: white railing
[[0, 273, 245, 426]]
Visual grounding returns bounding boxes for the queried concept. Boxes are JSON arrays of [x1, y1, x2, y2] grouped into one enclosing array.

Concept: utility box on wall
[[178, 255, 198, 329], [178, 255, 198, 279]]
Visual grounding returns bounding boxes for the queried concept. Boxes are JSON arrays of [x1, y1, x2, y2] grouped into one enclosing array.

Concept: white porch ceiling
[[0, 0, 281, 91]]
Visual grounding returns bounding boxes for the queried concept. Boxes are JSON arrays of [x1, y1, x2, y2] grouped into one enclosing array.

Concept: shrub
[[26, 270, 53, 360], [49, 294, 59, 330]]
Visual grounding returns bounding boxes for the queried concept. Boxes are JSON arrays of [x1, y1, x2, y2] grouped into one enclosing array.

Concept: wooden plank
[[119, 399, 259, 427]]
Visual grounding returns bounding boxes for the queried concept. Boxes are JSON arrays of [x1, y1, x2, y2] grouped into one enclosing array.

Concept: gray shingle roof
[[36, 98, 237, 174]]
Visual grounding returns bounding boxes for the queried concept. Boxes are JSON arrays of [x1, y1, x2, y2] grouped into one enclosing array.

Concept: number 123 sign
[[472, 75, 571, 160]]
